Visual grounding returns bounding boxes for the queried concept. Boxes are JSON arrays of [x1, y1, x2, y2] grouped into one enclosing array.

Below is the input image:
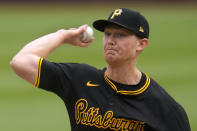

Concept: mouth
[[105, 48, 117, 55], [106, 47, 117, 51]]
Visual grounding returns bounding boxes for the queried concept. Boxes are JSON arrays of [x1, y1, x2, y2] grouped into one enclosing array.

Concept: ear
[[136, 38, 149, 52]]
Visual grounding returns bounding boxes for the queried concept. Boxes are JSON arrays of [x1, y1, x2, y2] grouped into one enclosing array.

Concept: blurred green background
[[0, 2, 196, 131]]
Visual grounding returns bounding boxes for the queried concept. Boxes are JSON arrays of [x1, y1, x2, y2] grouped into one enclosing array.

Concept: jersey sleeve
[[34, 57, 72, 99], [167, 103, 191, 131], [34, 57, 100, 101]]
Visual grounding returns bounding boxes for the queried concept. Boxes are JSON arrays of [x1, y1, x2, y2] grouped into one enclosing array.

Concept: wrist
[[56, 29, 68, 45]]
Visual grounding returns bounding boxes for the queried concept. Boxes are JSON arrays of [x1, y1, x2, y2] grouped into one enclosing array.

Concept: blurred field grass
[[0, 3, 197, 131]]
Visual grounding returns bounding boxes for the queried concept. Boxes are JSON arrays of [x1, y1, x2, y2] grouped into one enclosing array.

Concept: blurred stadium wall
[[0, 0, 196, 2]]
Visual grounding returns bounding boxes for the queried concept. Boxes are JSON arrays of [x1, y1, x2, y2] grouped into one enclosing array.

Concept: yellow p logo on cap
[[110, 9, 123, 19]]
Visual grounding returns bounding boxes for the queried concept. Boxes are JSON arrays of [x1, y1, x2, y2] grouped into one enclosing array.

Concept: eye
[[114, 33, 126, 38], [104, 32, 111, 37]]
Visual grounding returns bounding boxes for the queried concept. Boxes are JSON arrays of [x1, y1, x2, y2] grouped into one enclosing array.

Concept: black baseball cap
[[93, 8, 149, 39]]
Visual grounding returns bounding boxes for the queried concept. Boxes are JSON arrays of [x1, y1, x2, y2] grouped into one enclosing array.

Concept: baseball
[[80, 26, 94, 43]]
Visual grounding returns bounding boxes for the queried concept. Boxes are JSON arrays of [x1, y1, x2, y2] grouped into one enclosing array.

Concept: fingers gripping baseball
[[57, 25, 94, 47]]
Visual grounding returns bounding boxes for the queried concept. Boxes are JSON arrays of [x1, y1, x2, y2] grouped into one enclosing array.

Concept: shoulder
[[42, 59, 103, 76], [147, 78, 178, 105], [144, 76, 184, 113], [43, 59, 95, 69], [147, 77, 188, 118], [146, 77, 190, 130], [58, 62, 101, 73]]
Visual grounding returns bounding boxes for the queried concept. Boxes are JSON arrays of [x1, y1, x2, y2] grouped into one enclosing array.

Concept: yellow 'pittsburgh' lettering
[[75, 98, 146, 131], [110, 9, 123, 19]]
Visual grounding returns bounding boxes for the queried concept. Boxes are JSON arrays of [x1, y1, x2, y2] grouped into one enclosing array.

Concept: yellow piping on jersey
[[104, 71, 150, 95], [34, 57, 43, 88]]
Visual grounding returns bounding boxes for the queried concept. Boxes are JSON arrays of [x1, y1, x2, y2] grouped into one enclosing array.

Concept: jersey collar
[[104, 71, 150, 95]]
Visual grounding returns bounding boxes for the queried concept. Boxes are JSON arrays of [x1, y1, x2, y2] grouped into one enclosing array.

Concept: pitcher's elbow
[[10, 57, 16, 70], [10, 56, 21, 74]]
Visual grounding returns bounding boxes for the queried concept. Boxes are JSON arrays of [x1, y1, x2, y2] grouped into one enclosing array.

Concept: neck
[[106, 61, 141, 85]]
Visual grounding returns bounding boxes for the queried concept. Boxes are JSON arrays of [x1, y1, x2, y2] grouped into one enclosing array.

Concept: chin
[[104, 55, 119, 64]]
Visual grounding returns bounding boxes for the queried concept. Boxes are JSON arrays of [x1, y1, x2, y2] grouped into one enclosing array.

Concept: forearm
[[15, 31, 64, 59], [12, 25, 92, 60], [10, 30, 65, 84], [10, 25, 93, 85]]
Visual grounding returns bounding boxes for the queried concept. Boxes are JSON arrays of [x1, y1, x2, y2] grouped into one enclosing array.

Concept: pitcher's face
[[103, 25, 141, 65]]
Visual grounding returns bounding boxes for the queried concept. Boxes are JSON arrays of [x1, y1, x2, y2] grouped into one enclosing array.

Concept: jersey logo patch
[[86, 81, 100, 87]]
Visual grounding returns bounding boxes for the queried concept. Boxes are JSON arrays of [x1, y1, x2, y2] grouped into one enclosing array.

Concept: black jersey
[[35, 57, 190, 131]]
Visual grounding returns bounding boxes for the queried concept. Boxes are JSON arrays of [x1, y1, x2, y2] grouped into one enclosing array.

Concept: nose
[[106, 35, 115, 45]]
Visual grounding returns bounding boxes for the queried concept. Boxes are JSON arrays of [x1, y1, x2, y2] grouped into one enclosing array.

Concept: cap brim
[[93, 20, 111, 32], [93, 19, 137, 34], [93, 19, 130, 32], [93, 20, 147, 39]]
